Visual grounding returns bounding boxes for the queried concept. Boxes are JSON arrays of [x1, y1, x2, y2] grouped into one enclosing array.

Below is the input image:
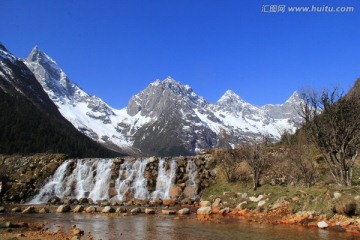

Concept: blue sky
[[1, 0, 360, 108]]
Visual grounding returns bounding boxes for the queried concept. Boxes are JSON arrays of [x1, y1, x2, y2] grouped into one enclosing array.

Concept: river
[[2, 212, 359, 240]]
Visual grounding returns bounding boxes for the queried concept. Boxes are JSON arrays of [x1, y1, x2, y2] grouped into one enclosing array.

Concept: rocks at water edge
[[11, 207, 22, 212], [73, 205, 84, 213], [145, 208, 155, 214], [317, 221, 329, 229], [22, 206, 36, 214], [102, 206, 115, 213], [178, 208, 190, 215], [85, 206, 97, 213], [56, 205, 71, 213], [197, 206, 212, 215], [162, 209, 176, 215], [39, 207, 50, 213]]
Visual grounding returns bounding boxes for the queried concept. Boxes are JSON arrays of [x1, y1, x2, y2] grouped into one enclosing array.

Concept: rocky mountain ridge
[[23, 46, 302, 156], [0, 43, 119, 157]]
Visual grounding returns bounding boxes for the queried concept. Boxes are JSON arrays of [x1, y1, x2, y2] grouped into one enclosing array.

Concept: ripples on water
[[4, 213, 359, 240]]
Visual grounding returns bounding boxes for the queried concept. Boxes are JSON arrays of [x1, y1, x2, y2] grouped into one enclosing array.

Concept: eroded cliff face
[[0, 154, 67, 203]]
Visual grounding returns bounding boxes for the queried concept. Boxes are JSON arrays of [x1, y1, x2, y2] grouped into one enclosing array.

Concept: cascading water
[[185, 159, 199, 198], [115, 158, 150, 201], [151, 159, 177, 200], [29, 160, 73, 204], [30, 156, 208, 204], [30, 159, 113, 203]]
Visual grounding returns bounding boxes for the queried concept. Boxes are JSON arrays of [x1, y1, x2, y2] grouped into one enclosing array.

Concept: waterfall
[[29, 160, 73, 204], [185, 159, 199, 198], [151, 159, 177, 200], [30, 156, 207, 204], [30, 159, 113, 203], [115, 158, 150, 201], [186, 160, 198, 186]]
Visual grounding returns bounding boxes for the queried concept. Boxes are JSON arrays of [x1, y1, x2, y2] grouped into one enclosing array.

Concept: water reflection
[[2, 213, 359, 240]]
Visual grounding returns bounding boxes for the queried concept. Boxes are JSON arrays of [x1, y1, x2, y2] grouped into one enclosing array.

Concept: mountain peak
[[285, 91, 300, 104], [27, 46, 57, 65], [218, 90, 243, 103], [164, 76, 176, 82]]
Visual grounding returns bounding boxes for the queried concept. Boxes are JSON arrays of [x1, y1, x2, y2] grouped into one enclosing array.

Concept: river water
[[3, 213, 359, 240]]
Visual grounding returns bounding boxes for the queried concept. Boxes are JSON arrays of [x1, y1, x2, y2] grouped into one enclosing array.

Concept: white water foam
[[151, 159, 177, 200], [29, 159, 113, 203], [115, 158, 150, 201]]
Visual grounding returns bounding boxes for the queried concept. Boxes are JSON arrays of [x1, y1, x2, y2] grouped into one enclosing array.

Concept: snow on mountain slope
[[23, 46, 150, 155], [24, 46, 302, 156]]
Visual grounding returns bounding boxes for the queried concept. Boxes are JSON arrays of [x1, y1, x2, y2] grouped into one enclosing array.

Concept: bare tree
[[240, 137, 270, 190], [289, 144, 318, 188], [300, 88, 360, 186], [213, 148, 240, 183]]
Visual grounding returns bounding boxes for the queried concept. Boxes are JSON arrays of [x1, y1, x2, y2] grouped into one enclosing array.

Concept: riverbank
[[1, 206, 360, 240], [1, 197, 360, 240]]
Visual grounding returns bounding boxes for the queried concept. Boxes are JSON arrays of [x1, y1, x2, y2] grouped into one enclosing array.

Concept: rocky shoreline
[[1, 195, 360, 239]]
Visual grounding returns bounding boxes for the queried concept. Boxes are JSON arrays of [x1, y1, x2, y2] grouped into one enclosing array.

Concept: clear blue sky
[[1, 0, 360, 108]]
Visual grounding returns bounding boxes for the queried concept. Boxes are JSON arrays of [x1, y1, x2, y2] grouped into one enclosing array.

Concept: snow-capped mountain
[[0, 43, 118, 157], [24, 46, 302, 156]]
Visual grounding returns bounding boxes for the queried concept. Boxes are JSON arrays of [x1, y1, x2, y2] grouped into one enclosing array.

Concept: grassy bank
[[201, 166, 360, 218]]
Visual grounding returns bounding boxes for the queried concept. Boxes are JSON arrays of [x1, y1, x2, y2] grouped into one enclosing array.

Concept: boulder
[[317, 221, 329, 229], [22, 206, 36, 214], [178, 208, 190, 215], [102, 206, 115, 213], [162, 209, 176, 215], [73, 205, 84, 213], [85, 206, 97, 213], [11, 207, 22, 213], [56, 205, 71, 213], [197, 206, 212, 215], [145, 208, 155, 214], [39, 207, 50, 213]]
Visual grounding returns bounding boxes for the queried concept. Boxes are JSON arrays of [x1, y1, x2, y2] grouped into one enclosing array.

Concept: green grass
[[201, 166, 360, 216]]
